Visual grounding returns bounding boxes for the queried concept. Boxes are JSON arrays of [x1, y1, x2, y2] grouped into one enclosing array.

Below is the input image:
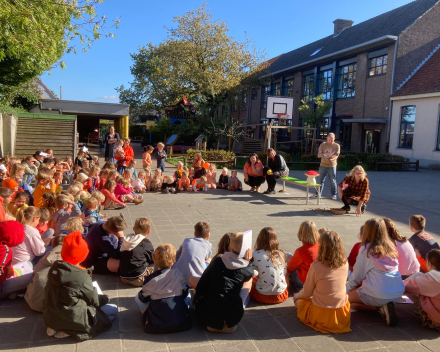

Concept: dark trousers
[[245, 176, 266, 188]]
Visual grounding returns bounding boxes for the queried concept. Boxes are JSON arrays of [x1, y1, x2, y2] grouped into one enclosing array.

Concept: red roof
[[394, 48, 440, 95]]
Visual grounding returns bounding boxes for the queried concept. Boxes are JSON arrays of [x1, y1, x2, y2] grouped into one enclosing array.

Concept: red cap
[[61, 232, 89, 265], [2, 178, 19, 189]]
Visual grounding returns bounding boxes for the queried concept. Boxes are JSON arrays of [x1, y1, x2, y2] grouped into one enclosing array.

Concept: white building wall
[[389, 93, 440, 167]]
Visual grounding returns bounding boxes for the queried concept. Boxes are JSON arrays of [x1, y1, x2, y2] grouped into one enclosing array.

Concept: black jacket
[[218, 174, 228, 185], [43, 261, 112, 341], [268, 153, 289, 175], [119, 237, 154, 279], [194, 254, 253, 330]]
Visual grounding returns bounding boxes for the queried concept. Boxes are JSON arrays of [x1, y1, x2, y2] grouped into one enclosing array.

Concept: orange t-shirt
[[287, 242, 320, 283], [244, 161, 264, 177]]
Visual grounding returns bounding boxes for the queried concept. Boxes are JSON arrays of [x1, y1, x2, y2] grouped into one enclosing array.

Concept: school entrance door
[[364, 130, 380, 153]]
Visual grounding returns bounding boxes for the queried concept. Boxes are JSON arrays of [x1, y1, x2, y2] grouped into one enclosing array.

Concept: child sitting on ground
[[13, 207, 46, 266], [75, 190, 91, 213], [119, 217, 155, 287], [217, 167, 229, 189], [25, 234, 66, 312], [347, 225, 364, 273], [251, 227, 288, 304], [60, 217, 85, 236], [43, 231, 117, 340], [132, 170, 147, 193], [173, 221, 212, 287], [142, 145, 154, 169], [193, 175, 208, 192], [98, 169, 109, 190], [188, 167, 194, 181], [115, 177, 143, 205], [177, 171, 190, 191], [286, 220, 320, 292], [144, 168, 152, 191], [67, 184, 81, 199], [33, 172, 57, 208], [83, 197, 100, 228], [52, 194, 81, 235], [88, 166, 100, 193], [206, 164, 217, 189], [408, 215, 439, 272], [135, 244, 192, 334], [404, 249, 440, 331], [161, 176, 177, 194], [76, 173, 92, 192], [227, 170, 242, 192], [53, 171, 63, 194], [294, 231, 351, 334], [194, 232, 253, 333], [90, 191, 106, 217], [174, 161, 184, 181], [150, 169, 163, 192], [101, 179, 126, 209], [127, 160, 138, 180], [7, 191, 28, 217], [346, 218, 404, 326], [384, 217, 419, 278]]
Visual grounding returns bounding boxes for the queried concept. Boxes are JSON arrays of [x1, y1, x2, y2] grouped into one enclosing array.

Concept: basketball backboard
[[266, 96, 294, 119]]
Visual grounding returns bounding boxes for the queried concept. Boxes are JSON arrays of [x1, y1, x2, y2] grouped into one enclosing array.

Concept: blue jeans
[[290, 268, 304, 292], [25, 174, 35, 185], [158, 164, 165, 173], [316, 166, 337, 196], [117, 165, 126, 175], [100, 304, 118, 321], [0, 273, 33, 300]]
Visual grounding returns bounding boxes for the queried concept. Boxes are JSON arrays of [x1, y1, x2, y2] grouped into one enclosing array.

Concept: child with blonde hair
[[217, 167, 229, 189], [173, 161, 184, 182], [206, 164, 217, 189], [89, 166, 100, 192], [286, 220, 320, 291], [144, 168, 152, 191], [127, 160, 138, 180], [115, 177, 143, 205], [251, 227, 288, 304], [76, 172, 92, 192], [347, 218, 404, 326], [294, 231, 351, 334], [227, 170, 242, 192], [91, 190, 106, 217], [156, 142, 167, 173], [67, 184, 81, 198], [192, 152, 205, 179], [150, 169, 163, 192], [193, 175, 208, 192], [7, 191, 28, 217], [75, 190, 91, 212], [62, 217, 85, 234], [83, 197, 100, 227], [384, 217, 419, 278], [52, 194, 81, 235], [177, 171, 190, 191], [101, 179, 126, 209], [33, 172, 57, 208], [135, 243, 192, 334], [132, 170, 147, 193]]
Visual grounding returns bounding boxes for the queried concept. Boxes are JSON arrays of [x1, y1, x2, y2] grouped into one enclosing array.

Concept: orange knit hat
[[61, 232, 89, 265], [2, 178, 19, 189]]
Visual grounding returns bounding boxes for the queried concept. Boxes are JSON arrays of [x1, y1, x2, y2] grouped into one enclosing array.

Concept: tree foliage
[[298, 94, 332, 128], [117, 3, 267, 140], [0, 0, 119, 87]]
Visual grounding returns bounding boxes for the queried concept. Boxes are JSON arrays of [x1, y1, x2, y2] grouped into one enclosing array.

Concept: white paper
[[92, 281, 103, 295], [39, 152, 48, 157], [239, 229, 252, 258], [396, 295, 414, 304], [13, 261, 33, 276], [0, 164, 6, 171], [82, 146, 88, 153]]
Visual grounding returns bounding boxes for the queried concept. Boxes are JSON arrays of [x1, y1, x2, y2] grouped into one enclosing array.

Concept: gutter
[[264, 35, 398, 77], [386, 37, 399, 150], [39, 102, 62, 114]]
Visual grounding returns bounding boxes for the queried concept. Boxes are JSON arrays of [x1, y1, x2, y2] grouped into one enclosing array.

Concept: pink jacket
[[114, 183, 132, 201], [100, 189, 124, 205], [404, 271, 440, 324], [396, 241, 420, 276]]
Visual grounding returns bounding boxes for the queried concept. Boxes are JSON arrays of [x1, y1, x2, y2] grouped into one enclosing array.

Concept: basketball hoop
[[276, 114, 290, 119]]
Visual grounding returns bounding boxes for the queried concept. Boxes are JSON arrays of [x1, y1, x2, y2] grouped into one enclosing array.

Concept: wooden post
[[203, 141, 207, 151], [311, 129, 316, 155], [273, 129, 277, 150], [233, 157, 237, 169], [300, 140, 303, 156], [228, 137, 232, 151], [183, 157, 187, 167], [217, 140, 220, 151]]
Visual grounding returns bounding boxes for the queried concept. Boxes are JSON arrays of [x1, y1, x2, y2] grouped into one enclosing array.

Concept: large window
[[369, 55, 388, 76], [336, 64, 356, 98], [302, 74, 314, 102], [251, 88, 258, 100], [261, 85, 270, 109], [233, 95, 238, 112], [399, 106, 416, 148], [317, 70, 333, 100], [241, 92, 247, 111], [271, 83, 281, 96], [282, 79, 294, 97]]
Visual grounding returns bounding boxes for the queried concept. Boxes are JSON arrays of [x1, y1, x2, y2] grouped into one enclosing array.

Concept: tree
[[0, 79, 41, 111], [0, 0, 119, 87], [298, 94, 332, 128], [117, 3, 267, 140]]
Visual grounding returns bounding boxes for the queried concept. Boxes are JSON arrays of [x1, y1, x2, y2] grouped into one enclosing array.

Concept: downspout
[[386, 38, 399, 151]]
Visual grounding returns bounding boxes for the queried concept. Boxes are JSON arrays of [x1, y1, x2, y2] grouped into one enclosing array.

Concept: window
[[336, 64, 356, 98], [282, 79, 294, 97], [251, 88, 258, 100], [302, 74, 314, 102], [261, 85, 270, 109], [271, 83, 281, 96], [399, 106, 416, 148], [241, 92, 247, 110], [369, 55, 388, 76], [233, 95, 238, 112], [317, 70, 333, 100]]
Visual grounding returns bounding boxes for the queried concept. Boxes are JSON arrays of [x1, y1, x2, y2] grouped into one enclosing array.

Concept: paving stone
[[212, 340, 259, 352], [332, 325, 382, 351], [207, 324, 250, 345], [253, 338, 302, 352], [122, 331, 168, 352], [292, 334, 345, 352], [358, 324, 414, 347], [240, 316, 289, 339], [165, 325, 211, 349]]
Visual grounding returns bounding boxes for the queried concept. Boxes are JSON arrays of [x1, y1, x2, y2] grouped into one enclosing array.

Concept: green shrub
[[300, 154, 319, 163], [186, 149, 235, 161], [366, 153, 409, 171], [257, 151, 292, 165], [344, 154, 362, 170]]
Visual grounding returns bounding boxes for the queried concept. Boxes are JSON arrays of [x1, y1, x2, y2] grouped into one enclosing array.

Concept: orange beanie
[[2, 178, 19, 189], [61, 231, 89, 265]]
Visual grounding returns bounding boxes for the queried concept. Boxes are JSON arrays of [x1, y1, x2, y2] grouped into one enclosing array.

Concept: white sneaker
[[332, 195, 337, 200], [310, 194, 318, 198]]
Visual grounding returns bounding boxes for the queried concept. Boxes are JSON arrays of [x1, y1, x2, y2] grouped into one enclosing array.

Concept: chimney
[[333, 19, 354, 35]]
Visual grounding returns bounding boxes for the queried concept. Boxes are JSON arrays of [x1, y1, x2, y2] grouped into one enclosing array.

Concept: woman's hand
[[337, 186, 343, 199], [355, 205, 362, 217], [245, 248, 252, 261]]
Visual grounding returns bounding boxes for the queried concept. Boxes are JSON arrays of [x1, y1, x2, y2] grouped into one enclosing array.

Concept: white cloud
[[101, 95, 119, 100]]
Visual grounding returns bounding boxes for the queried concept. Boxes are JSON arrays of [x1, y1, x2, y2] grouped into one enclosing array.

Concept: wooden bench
[[280, 176, 322, 205]]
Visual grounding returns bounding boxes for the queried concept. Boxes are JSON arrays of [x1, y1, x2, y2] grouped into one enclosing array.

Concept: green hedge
[[257, 151, 292, 165], [186, 149, 235, 161], [0, 104, 26, 116]]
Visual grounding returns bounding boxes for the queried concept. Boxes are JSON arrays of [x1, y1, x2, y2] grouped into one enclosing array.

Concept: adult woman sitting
[[337, 165, 370, 217], [105, 125, 120, 163], [243, 153, 265, 192], [115, 138, 134, 174], [263, 148, 289, 194], [74, 149, 93, 168], [193, 152, 206, 179]]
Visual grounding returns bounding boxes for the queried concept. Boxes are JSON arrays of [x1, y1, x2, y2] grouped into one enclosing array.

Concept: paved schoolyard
[[1, 148, 440, 351]]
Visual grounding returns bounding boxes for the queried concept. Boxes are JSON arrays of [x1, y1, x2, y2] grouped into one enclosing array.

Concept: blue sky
[[41, 0, 413, 103]]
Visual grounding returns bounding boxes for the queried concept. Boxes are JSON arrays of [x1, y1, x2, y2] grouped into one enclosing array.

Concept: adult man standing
[[313, 133, 340, 199]]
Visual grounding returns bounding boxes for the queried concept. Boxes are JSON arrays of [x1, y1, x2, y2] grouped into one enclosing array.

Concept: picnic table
[[280, 176, 322, 205]]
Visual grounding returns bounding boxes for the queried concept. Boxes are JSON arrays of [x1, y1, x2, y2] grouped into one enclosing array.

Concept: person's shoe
[[379, 302, 398, 326], [310, 194, 318, 198], [132, 198, 143, 205], [207, 322, 237, 333], [332, 195, 337, 200], [340, 205, 351, 212], [46, 327, 57, 337], [361, 204, 367, 214], [255, 187, 260, 193], [54, 331, 70, 339], [249, 186, 256, 192], [263, 189, 273, 194]]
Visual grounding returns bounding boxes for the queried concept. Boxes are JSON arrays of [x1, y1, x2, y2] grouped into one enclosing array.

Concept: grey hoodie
[[141, 268, 187, 300]]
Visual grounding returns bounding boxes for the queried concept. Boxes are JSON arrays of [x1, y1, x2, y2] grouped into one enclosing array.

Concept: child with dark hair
[[409, 215, 439, 272], [7, 191, 28, 217]]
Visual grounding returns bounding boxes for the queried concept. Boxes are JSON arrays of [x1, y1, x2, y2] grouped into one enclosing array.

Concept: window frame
[[368, 54, 388, 77], [302, 74, 315, 103], [335, 63, 356, 99], [282, 79, 294, 97], [317, 69, 333, 101], [436, 104, 440, 151], [271, 82, 281, 96], [251, 88, 258, 100], [398, 105, 416, 149], [233, 95, 238, 112], [241, 92, 247, 111], [261, 85, 270, 109]]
